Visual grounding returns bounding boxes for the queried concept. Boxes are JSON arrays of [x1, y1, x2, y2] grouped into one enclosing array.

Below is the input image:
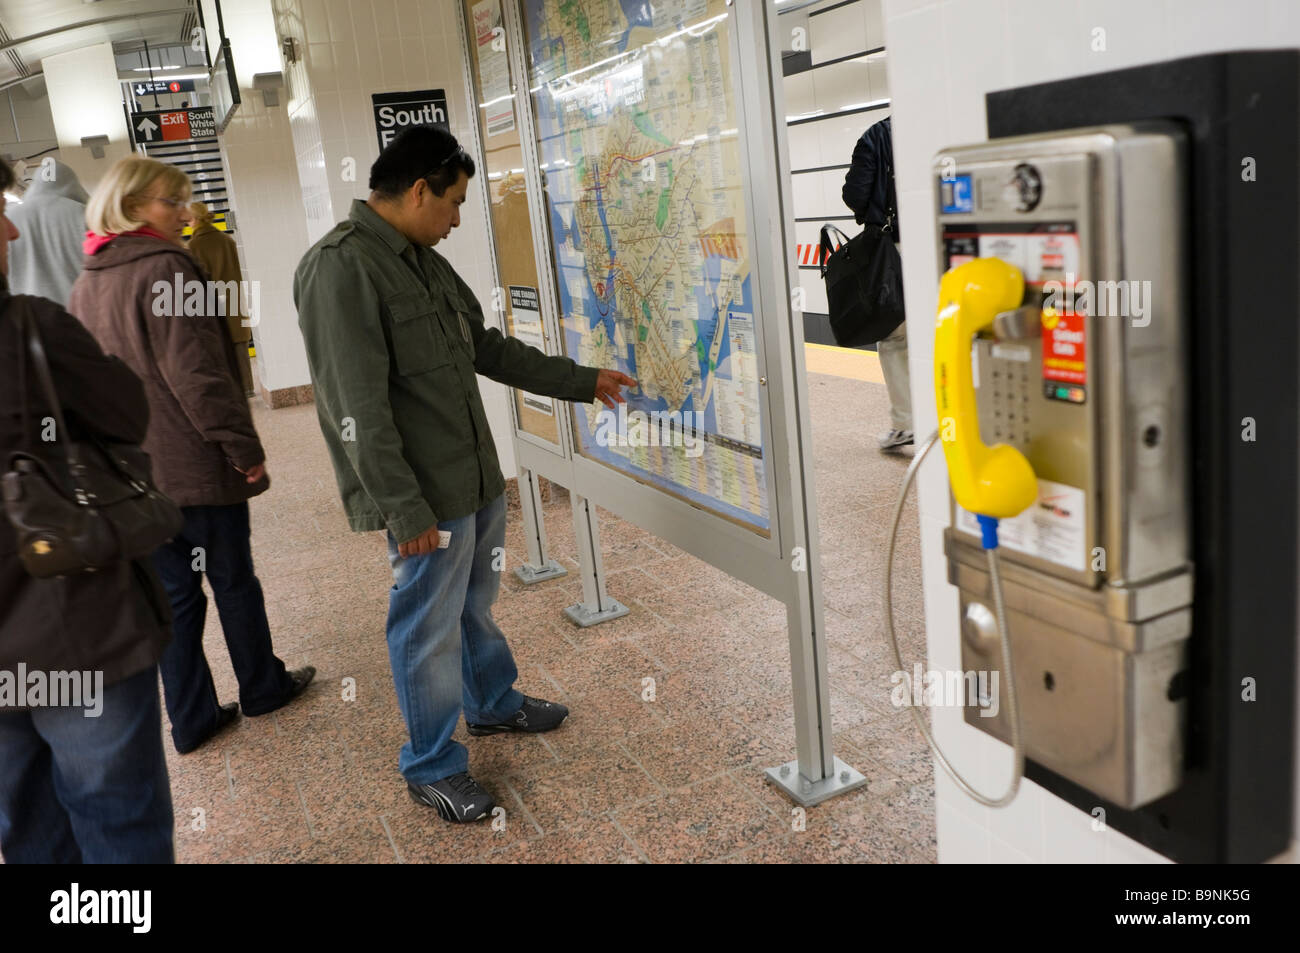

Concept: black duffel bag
[[3, 296, 183, 578], [819, 219, 905, 348]]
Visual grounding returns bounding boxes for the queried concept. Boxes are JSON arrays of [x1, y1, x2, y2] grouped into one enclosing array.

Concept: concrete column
[[207, 0, 315, 404], [42, 43, 132, 190]]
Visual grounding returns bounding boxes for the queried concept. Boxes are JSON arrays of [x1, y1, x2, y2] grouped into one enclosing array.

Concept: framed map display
[[521, 0, 771, 533]]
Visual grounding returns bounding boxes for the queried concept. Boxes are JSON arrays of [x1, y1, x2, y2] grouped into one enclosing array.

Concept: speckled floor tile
[[247, 817, 399, 864], [485, 813, 646, 863], [611, 773, 788, 864]]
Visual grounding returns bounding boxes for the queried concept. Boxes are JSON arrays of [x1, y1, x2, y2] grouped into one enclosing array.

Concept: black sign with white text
[[371, 89, 449, 152]]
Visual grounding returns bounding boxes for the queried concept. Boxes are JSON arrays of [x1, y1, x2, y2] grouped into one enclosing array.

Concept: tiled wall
[[780, 0, 890, 339], [883, 0, 1300, 863], [261, 0, 517, 471]]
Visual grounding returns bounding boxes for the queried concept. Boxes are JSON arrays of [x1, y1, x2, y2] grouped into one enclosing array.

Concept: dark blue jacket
[[842, 116, 898, 241]]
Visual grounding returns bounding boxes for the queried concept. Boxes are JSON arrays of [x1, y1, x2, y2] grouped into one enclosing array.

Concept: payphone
[[884, 123, 1193, 810]]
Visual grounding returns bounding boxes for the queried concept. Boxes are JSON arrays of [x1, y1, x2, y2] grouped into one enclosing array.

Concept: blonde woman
[[69, 156, 313, 755], [187, 201, 254, 395]]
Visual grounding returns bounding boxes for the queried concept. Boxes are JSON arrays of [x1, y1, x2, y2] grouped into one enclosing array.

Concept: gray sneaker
[[407, 772, 495, 823], [878, 429, 914, 452], [466, 695, 569, 735]]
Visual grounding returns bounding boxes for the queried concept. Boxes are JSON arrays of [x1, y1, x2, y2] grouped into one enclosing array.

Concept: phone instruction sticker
[[956, 479, 1087, 571]]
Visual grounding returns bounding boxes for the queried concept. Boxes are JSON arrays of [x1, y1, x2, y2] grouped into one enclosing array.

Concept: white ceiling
[[0, 0, 198, 89]]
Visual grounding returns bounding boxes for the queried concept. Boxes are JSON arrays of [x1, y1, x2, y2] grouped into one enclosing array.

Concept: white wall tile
[[812, 2, 874, 63], [1106, 831, 1174, 864], [937, 794, 991, 862], [989, 835, 1036, 863], [987, 763, 1044, 857]]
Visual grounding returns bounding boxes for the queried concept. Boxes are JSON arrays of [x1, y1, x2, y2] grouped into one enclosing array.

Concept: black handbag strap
[[9, 297, 85, 481], [883, 158, 897, 237], [819, 224, 852, 278]]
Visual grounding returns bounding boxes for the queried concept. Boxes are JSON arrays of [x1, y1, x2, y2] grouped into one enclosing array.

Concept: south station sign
[[371, 89, 449, 151]]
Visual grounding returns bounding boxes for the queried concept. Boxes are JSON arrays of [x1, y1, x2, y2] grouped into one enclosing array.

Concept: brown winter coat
[[1, 292, 172, 693], [68, 235, 269, 507], [186, 222, 250, 344]]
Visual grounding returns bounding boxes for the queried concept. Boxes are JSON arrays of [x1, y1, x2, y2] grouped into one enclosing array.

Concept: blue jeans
[[386, 495, 524, 784], [0, 666, 174, 863], [151, 503, 292, 751]]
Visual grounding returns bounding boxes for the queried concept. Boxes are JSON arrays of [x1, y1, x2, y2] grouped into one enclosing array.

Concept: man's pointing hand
[[594, 369, 638, 409]]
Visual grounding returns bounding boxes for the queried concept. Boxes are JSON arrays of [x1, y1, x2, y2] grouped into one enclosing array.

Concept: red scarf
[[83, 226, 172, 255]]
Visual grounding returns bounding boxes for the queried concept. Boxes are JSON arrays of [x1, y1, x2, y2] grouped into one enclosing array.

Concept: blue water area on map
[[618, 1, 654, 45]]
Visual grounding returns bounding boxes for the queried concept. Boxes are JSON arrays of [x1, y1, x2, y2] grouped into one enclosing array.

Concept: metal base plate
[[764, 757, 869, 807], [563, 599, 630, 628], [514, 560, 568, 585]]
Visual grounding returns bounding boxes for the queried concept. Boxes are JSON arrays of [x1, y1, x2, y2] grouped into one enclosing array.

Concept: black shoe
[[466, 695, 569, 736], [175, 702, 239, 755], [287, 665, 316, 698], [244, 665, 316, 717], [407, 773, 495, 823]]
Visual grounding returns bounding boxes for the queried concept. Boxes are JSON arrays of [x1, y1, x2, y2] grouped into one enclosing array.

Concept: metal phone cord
[[884, 430, 1026, 808]]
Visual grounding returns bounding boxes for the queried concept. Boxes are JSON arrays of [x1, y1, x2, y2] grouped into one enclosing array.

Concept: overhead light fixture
[[132, 64, 181, 72], [125, 73, 209, 83], [253, 71, 285, 107], [80, 134, 110, 159]]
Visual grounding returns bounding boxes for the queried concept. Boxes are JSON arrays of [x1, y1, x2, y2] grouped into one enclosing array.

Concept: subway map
[[524, 0, 769, 531]]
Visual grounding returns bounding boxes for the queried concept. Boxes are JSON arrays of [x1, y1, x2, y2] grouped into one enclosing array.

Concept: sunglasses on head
[[423, 145, 469, 180]]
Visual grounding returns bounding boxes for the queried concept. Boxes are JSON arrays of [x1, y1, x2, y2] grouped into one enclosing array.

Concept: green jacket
[[294, 199, 598, 543]]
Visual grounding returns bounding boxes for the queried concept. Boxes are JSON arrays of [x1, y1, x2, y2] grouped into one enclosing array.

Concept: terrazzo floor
[[164, 367, 935, 863]]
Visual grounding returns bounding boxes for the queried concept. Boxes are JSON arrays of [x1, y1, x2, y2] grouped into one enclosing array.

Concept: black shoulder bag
[[2, 296, 183, 578], [819, 193, 905, 348]]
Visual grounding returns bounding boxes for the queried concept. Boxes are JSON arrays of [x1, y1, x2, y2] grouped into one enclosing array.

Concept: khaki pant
[[877, 319, 911, 431], [878, 241, 911, 431]]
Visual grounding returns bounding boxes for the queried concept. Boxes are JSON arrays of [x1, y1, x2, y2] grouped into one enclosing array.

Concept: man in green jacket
[[294, 126, 634, 823]]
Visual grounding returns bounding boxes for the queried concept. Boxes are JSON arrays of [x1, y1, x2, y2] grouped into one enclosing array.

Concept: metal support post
[[513, 467, 568, 584], [563, 492, 630, 627]]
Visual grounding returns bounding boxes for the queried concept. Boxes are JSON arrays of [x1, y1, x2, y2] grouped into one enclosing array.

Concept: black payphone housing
[[985, 51, 1297, 863]]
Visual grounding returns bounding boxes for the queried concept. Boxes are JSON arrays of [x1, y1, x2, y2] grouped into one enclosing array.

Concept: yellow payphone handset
[[934, 258, 1038, 530], [883, 257, 1038, 808]]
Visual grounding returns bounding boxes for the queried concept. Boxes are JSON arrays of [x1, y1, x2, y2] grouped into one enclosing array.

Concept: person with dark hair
[[294, 125, 635, 824], [843, 115, 912, 452], [0, 156, 175, 862]]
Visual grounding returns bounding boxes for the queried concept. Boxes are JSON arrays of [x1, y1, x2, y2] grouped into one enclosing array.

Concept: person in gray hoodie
[[7, 159, 90, 307]]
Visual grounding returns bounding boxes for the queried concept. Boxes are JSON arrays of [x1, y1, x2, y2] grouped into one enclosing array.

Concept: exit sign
[[130, 106, 217, 145]]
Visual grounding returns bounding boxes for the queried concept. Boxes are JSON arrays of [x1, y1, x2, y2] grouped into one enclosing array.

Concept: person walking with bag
[[187, 202, 254, 396], [69, 156, 313, 755], [843, 115, 912, 452], [0, 156, 175, 863]]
